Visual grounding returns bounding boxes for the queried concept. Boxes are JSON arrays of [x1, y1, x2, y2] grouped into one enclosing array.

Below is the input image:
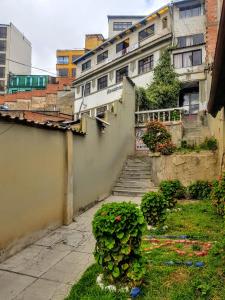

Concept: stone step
[[123, 167, 150, 171], [114, 183, 154, 189], [113, 187, 158, 197], [119, 175, 152, 180]]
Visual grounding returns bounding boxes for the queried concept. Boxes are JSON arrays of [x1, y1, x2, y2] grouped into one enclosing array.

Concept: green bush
[[211, 174, 225, 216], [142, 121, 173, 154], [156, 141, 176, 155], [92, 202, 146, 285], [200, 137, 218, 151], [159, 179, 186, 207], [141, 192, 168, 226], [187, 180, 212, 200]]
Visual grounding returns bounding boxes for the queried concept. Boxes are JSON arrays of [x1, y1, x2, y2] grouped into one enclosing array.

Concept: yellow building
[[56, 49, 85, 78], [56, 35, 105, 78]]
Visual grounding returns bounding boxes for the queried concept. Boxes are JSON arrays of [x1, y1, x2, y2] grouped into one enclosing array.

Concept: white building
[[73, 0, 206, 117], [0, 23, 32, 94]]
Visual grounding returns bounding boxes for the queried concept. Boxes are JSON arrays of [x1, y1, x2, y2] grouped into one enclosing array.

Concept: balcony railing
[[135, 107, 185, 125], [115, 42, 140, 59]]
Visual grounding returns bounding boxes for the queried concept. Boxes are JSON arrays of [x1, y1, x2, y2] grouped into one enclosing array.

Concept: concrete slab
[[0, 270, 36, 300]]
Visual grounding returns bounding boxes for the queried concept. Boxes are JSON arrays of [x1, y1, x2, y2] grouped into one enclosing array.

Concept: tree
[[145, 48, 181, 109]]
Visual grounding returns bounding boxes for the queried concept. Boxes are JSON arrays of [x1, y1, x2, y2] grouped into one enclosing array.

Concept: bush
[[141, 192, 168, 226], [187, 180, 212, 200], [142, 121, 173, 154], [92, 202, 146, 284], [159, 180, 186, 207], [200, 137, 218, 151], [156, 141, 176, 155], [211, 174, 225, 216]]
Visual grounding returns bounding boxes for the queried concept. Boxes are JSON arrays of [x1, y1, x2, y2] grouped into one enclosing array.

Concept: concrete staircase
[[112, 156, 157, 197], [182, 115, 211, 145]]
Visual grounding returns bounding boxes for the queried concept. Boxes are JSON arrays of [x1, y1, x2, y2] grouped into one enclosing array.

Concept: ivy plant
[[92, 202, 146, 285]]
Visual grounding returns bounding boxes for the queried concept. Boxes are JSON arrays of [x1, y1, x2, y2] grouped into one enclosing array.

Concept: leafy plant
[[92, 202, 146, 285], [142, 121, 175, 155], [141, 192, 168, 226], [159, 180, 186, 207], [211, 174, 225, 216], [187, 180, 212, 200], [136, 87, 153, 111], [199, 137, 218, 151], [145, 47, 181, 109]]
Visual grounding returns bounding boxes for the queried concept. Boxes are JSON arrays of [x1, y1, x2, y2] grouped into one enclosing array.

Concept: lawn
[[65, 200, 225, 300]]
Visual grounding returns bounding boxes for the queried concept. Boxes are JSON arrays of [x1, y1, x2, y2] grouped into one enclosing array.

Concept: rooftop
[[107, 15, 146, 19]]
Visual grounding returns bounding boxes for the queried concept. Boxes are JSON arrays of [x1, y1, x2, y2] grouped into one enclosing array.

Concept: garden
[[66, 175, 225, 300]]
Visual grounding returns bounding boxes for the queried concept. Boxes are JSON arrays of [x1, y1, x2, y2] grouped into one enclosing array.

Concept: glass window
[[113, 22, 132, 31], [81, 82, 91, 96], [0, 53, 6, 65], [177, 34, 204, 48], [139, 24, 155, 42], [97, 75, 108, 90], [174, 50, 202, 68], [57, 56, 69, 64], [0, 40, 6, 52], [72, 68, 76, 77], [58, 69, 68, 77], [116, 66, 128, 83], [72, 55, 82, 62], [138, 55, 154, 74], [97, 51, 108, 63], [0, 27, 7, 39], [82, 60, 91, 71], [180, 4, 202, 18], [116, 39, 129, 53], [26, 77, 32, 86], [0, 67, 5, 78]]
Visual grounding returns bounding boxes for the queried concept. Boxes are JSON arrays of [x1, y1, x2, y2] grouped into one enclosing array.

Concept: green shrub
[[211, 174, 225, 216], [159, 179, 186, 207], [187, 180, 212, 200], [200, 137, 218, 151], [92, 202, 146, 285], [141, 191, 168, 226], [142, 121, 173, 154], [156, 141, 176, 155]]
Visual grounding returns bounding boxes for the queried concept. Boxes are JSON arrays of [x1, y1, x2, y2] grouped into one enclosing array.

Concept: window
[[116, 39, 129, 53], [25, 77, 32, 86], [116, 66, 128, 83], [0, 27, 7, 38], [57, 56, 69, 64], [113, 22, 132, 31], [0, 40, 6, 52], [180, 84, 199, 114], [81, 82, 91, 96], [58, 69, 69, 77], [82, 60, 91, 72], [177, 34, 204, 48], [0, 53, 6, 65], [173, 50, 202, 68], [0, 67, 5, 78], [72, 55, 82, 62], [162, 17, 168, 29], [72, 68, 76, 77], [97, 75, 108, 90], [0, 80, 5, 91], [138, 55, 154, 74], [97, 51, 108, 63], [139, 24, 155, 42], [180, 4, 202, 18]]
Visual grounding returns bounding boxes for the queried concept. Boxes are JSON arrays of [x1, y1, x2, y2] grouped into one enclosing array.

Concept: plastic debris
[[130, 287, 141, 298], [185, 261, 193, 266], [195, 262, 205, 267]]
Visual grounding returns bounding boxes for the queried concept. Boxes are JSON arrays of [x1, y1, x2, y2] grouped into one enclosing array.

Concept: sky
[[1, 0, 168, 75]]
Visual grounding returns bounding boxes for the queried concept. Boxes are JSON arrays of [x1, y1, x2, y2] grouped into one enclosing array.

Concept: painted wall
[[73, 78, 136, 213], [0, 124, 66, 262]]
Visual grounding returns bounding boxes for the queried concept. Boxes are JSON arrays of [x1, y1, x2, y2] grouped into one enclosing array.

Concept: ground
[[65, 200, 225, 300], [0, 196, 140, 300]]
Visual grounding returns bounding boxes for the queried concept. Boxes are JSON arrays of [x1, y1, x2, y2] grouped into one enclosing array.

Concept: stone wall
[[151, 151, 219, 186]]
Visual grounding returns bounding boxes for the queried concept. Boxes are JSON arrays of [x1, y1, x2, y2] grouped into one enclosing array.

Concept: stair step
[[113, 188, 158, 197], [114, 183, 154, 189]]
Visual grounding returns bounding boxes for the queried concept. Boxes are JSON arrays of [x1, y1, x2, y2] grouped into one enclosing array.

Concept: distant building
[[108, 15, 146, 38], [7, 75, 56, 94], [85, 34, 105, 51], [73, 0, 206, 117], [0, 23, 32, 94]]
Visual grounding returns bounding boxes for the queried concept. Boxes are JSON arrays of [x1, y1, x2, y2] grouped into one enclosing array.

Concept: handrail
[[135, 107, 185, 114]]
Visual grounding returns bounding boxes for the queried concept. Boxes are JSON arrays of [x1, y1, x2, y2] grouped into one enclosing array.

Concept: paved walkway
[[0, 195, 141, 300]]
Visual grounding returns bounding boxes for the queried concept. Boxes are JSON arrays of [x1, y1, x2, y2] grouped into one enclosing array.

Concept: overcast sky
[[1, 0, 168, 75]]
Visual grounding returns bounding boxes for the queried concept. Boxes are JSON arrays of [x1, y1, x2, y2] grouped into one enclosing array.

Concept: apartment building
[[0, 23, 31, 94], [73, 0, 206, 117]]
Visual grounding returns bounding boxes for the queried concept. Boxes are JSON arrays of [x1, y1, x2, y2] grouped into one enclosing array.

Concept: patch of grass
[[66, 201, 225, 300]]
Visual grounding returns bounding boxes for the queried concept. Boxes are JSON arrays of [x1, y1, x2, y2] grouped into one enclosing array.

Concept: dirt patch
[[164, 268, 190, 288]]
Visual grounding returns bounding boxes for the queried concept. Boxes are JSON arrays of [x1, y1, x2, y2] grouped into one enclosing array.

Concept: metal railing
[[135, 107, 185, 124]]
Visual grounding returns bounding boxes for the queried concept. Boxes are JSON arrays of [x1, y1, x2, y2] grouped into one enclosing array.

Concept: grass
[[65, 200, 225, 300]]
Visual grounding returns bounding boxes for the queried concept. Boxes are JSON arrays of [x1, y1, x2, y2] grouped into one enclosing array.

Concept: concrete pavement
[[0, 195, 141, 300]]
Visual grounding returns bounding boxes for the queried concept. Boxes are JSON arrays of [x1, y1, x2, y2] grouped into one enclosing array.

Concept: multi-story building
[[0, 23, 31, 94], [85, 34, 105, 51], [56, 49, 85, 78], [7, 75, 56, 94], [73, 0, 206, 118]]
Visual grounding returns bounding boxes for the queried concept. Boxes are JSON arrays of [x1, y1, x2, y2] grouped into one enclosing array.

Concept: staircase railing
[[135, 107, 185, 125]]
